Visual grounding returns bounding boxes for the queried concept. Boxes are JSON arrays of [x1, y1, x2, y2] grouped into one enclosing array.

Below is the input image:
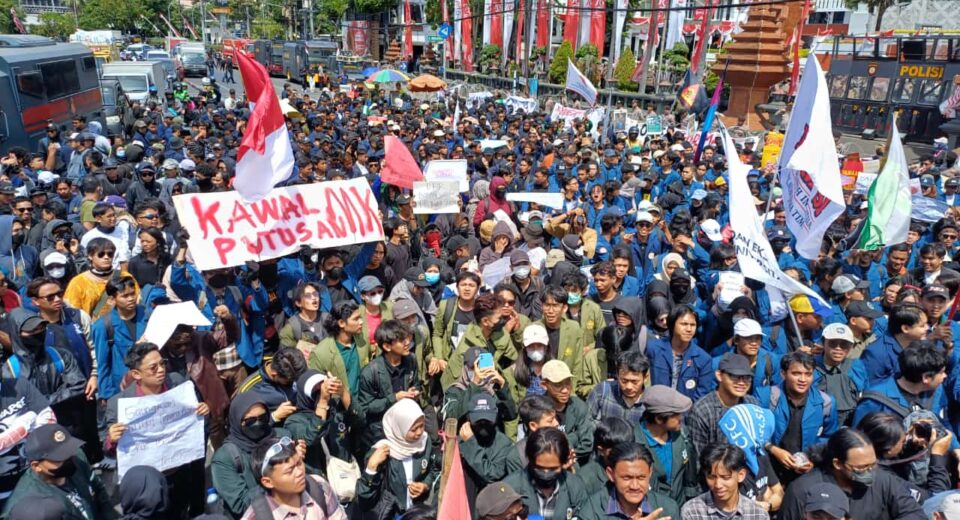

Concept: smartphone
[[477, 352, 494, 371]]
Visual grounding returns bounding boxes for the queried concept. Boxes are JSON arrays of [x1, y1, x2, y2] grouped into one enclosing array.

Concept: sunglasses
[[139, 358, 167, 374], [15, 207, 32, 213], [140, 213, 159, 220], [260, 436, 294, 476], [95, 250, 116, 258], [37, 291, 63, 302]]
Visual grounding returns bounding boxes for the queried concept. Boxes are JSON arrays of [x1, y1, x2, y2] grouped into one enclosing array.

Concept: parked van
[[100, 61, 166, 103]]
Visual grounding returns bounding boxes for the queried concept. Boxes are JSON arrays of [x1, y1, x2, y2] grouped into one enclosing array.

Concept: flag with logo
[[565, 59, 597, 106], [857, 119, 912, 250], [232, 51, 294, 203]]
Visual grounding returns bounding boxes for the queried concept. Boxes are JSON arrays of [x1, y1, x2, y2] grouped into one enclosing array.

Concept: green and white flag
[[857, 120, 912, 250]]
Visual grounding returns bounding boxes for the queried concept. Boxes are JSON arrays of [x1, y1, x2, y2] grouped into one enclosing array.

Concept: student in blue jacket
[[861, 304, 929, 387], [646, 305, 715, 401]]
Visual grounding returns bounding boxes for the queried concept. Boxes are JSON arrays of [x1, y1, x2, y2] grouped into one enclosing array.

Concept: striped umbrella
[[365, 69, 410, 83]]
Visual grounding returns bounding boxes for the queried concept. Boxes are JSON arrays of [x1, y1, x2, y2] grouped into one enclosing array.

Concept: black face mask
[[495, 188, 506, 198], [97, 225, 116, 235], [208, 273, 231, 289], [670, 281, 688, 298], [21, 332, 45, 351], [11, 233, 24, 248], [48, 457, 77, 479], [326, 266, 344, 281], [241, 414, 271, 441], [196, 177, 213, 190], [473, 422, 497, 445], [490, 316, 508, 332], [530, 467, 561, 488]]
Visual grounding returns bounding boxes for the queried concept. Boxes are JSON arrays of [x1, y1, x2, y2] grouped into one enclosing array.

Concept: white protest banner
[[143, 302, 211, 348], [862, 158, 881, 174], [173, 178, 384, 271], [479, 139, 509, 150], [912, 196, 950, 223], [504, 95, 538, 114], [722, 125, 827, 304], [117, 381, 204, 480], [550, 103, 587, 129], [423, 160, 469, 192], [506, 192, 565, 209], [482, 257, 512, 289], [718, 271, 746, 305], [468, 91, 494, 104], [413, 181, 461, 214], [778, 56, 845, 259], [854, 173, 878, 195], [587, 108, 606, 139]]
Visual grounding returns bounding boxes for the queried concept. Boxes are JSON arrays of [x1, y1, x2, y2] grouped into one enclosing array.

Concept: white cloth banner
[[413, 181, 461, 214], [665, 0, 686, 51], [483, 0, 493, 45], [468, 91, 494, 104], [453, 0, 463, 62], [506, 192, 565, 208], [613, 0, 628, 62], [117, 381, 205, 480], [423, 160, 469, 192], [503, 0, 515, 66], [504, 95, 538, 114], [778, 56, 845, 260], [565, 59, 598, 106], [723, 125, 827, 304], [550, 103, 587, 127]]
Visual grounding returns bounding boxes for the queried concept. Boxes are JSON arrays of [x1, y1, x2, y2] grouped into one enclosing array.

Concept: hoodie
[[0, 215, 38, 286], [472, 176, 512, 226], [125, 169, 163, 210], [478, 220, 515, 270]]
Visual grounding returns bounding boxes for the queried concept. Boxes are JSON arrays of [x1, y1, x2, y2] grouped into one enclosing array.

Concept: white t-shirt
[[80, 225, 132, 268]]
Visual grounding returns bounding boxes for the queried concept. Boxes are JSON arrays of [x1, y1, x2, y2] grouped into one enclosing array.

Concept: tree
[[479, 44, 501, 72], [549, 40, 574, 83], [613, 47, 638, 91], [33, 12, 77, 38], [79, 0, 152, 34], [0, 0, 24, 34], [313, 0, 348, 34], [847, 0, 904, 31]]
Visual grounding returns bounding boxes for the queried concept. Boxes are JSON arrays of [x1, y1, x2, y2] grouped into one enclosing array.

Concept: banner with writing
[[423, 160, 469, 192], [117, 381, 204, 480], [413, 181, 461, 214], [550, 103, 587, 128], [173, 178, 384, 270], [504, 96, 538, 115], [506, 192, 565, 208], [646, 114, 663, 135]]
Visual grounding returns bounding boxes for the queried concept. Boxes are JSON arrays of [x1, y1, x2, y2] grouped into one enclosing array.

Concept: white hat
[[43, 252, 68, 267], [636, 212, 654, 224], [733, 318, 764, 338], [302, 372, 327, 398], [523, 324, 549, 347], [37, 170, 59, 185], [433, 129, 444, 137], [822, 323, 855, 343], [937, 492, 960, 516], [701, 219, 722, 241]]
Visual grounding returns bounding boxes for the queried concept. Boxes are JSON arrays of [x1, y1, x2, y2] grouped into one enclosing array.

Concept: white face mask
[[527, 348, 545, 363], [366, 293, 383, 306], [47, 267, 66, 279], [513, 266, 531, 280], [575, 247, 585, 257]]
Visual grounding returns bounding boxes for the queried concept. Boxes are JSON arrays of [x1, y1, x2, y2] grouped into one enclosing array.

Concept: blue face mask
[[424, 272, 440, 285], [567, 292, 582, 305]]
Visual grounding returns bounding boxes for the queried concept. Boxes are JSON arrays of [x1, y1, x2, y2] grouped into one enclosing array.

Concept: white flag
[[778, 56, 845, 259], [613, 0, 628, 62], [565, 59, 598, 106], [502, 0, 514, 67], [723, 125, 827, 304]]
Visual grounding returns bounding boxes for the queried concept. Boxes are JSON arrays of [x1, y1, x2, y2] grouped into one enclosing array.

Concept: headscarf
[[119, 465, 170, 520], [374, 398, 427, 460], [225, 392, 269, 453], [658, 253, 686, 281], [294, 369, 327, 411], [719, 404, 775, 476], [647, 295, 672, 332]]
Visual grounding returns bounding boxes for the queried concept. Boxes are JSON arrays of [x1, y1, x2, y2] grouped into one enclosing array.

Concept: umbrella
[[408, 74, 447, 92], [365, 69, 410, 83], [361, 66, 380, 77]]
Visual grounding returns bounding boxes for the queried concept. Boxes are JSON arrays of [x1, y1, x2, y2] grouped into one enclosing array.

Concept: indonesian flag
[[233, 51, 294, 203], [437, 442, 471, 518]]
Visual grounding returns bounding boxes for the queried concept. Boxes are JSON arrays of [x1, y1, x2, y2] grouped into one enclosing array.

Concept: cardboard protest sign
[[173, 178, 384, 270], [854, 173, 878, 195], [413, 181, 461, 214], [423, 160, 469, 192], [117, 381, 205, 480]]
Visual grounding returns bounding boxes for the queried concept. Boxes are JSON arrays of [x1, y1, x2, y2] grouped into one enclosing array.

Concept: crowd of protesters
[[0, 66, 959, 520]]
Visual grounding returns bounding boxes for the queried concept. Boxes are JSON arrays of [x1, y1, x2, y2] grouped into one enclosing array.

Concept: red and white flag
[[437, 442, 471, 518], [232, 51, 294, 203]]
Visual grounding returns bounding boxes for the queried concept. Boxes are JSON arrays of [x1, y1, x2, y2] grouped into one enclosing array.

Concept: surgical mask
[[117, 149, 126, 158], [47, 267, 66, 279], [574, 247, 585, 257], [513, 266, 531, 280], [567, 292, 582, 305], [847, 468, 875, 487], [530, 467, 561, 488], [424, 272, 441, 285], [527, 348, 545, 363], [366, 293, 383, 306]]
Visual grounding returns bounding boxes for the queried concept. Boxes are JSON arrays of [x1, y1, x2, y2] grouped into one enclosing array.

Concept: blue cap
[[357, 275, 383, 293]]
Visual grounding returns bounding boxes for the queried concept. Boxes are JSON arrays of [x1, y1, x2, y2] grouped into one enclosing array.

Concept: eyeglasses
[[37, 291, 63, 302], [95, 250, 116, 258], [139, 213, 159, 220], [638, 222, 654, 228], [139, 358, 167, 374], [15, 207, 32, 213], [724, 373, 754, 383], [942, 234, 958, 240], [260, 436, 293, 476]]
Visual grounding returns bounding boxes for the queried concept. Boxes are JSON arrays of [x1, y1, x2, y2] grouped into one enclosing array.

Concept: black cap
[[923, 283, 950, 300], [403, 266, 431, 288], [718, 353, 754, 377], [468, 392, 498, 423], [845, 300, 884, 319], [804, 482, 849, 519], [767, 225, 790, 241], [24, 424, 84, 462]]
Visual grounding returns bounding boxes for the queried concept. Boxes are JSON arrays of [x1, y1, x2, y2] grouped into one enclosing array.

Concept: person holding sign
[[104, 343, 211, 518]]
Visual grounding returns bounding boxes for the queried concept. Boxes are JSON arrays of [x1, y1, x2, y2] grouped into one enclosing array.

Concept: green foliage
[[355, 0, 395, 14], [662, 42, 689, 70], [575, 43, 599, 60], [251, 17, 285, 39], [479, 44, 500, 72], [79, 0, 150, 34], [0, 0, 23, 34], [614, 47, 638, 91], [424, 0, 444, 24], [34, 12, 77, 38], [549, 40, 574, 83], [314, 0, 348, 34]]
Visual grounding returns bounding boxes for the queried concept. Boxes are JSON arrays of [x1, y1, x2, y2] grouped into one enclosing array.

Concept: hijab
[[119, 465, 170, 520], [294, 369, 327, 411], [658, 253, 686, 281], [374, 398, 427, 460], [225, 392, 270, 453]]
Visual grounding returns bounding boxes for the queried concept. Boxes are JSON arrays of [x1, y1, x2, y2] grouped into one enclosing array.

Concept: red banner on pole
[[789, 0, 811, 96], [690, 0, 718, 74], [589, 0, 605, 52], [404, 0, 414, 58], [564, 0, 580, 47], [462, 0, 475, 71], [536, 0, 550, 48]]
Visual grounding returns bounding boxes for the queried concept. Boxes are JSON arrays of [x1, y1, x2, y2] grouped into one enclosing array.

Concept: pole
[[785, 303, 807, 352], [201, 0, 208, 44], [655, 0, 670, 94], [442, 41, 448, 80]]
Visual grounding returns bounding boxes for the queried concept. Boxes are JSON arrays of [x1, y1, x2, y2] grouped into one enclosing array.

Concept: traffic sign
[[438, 22, 451, 39], [427, 35, 444, 43]]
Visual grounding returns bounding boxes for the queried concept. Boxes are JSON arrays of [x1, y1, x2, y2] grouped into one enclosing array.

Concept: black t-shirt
[[452, 307, 474, 350], [595, 295, 621, 325], [327, 282, 351, 306], [546, 326, 561, 359], [741, 454, 779, 501], [781, 396, 807, 455]]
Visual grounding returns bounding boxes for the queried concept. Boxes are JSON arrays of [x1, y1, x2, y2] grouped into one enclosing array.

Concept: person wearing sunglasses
[[245, 435, 347, 520], [105, 342, 210, 518], [63, 237, 139, 320]]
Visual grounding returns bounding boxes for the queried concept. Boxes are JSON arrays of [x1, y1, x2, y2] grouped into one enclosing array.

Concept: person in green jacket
[[459, 392, 520, 518], [536, 286, 590, 397], [637, 385, 701, 506], [306, 300, 369, 409], [442, 346, 517, 425], [581, 441, 682, 520], [283, 369, 350, 474], [431, 272, 481, 377], [1, 424, 115, 520], [502, 427, 590, 520], [211, 392, 296, 519], [541, 359, 594, 465], [357, 398, 440, 520], [561, 270, 605, 350], [578, 417, 636, 497], [278, 281, 327, 349], [442, 293, 517, 390]]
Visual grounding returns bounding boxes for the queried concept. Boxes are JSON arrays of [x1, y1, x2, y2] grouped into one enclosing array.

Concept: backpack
[[92, 271, 124, 318], [250, 476, 337, 520], [859, 390, 935, 420], [6, 347, 64, 378], [769, 386, 833, 421]]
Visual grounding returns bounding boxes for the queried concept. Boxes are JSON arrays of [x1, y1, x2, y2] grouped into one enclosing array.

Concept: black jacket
[[778, 467, 925, 520]]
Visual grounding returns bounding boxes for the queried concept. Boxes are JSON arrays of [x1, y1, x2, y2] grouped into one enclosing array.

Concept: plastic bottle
[[206, 487, 223, 514]]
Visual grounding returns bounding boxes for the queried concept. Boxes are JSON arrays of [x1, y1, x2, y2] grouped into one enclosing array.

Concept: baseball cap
[[831, 274, 868, 295], [692, 189, 708, 202], [935, 492, 960, 517], [357, 275, 384, 293], [717, 353, 754, 377], [947, 177, 960, 188], [845, 300, 884, 319], [403, 267, 431, 288], [468, 392, 498, 423], [714, 176, 727, 187], [804, 482, 849, 519], [923, 283, 950, 300], [24, 424, 84, 462], [509, 250, 530, 267], [476, 482, 526, 518], [523, 324, 549, 347], [767, 225, 790, 241], [921, 174, 936, 187], [541, 360, 573, 383], [392, 299, 420, 320], [789, 295, 832, 318], [396, 193, 412, 205], [822, 323, 855, 343], [701, 219, 722, 241], [636, 211, 655, 224], [733, 318, 764, 338], [641, 385, 693, 414], [43, 252, 68, 268], [21, 315, 48, 333]]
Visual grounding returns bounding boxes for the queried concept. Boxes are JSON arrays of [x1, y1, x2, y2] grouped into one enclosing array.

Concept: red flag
[[564, 0, 580, 47], [789, 0, 810, 96], [404, 0, 414, 58], [462, 0, 475, 71], [536, 0, 550, 47], [490, 0, 503, 46], [690, 0, 718, 74], [650, 0, 669, 51], [589, 0, 605, 51], [437, 443, 471, 519], [232, 51, 294, 203], [381, 135, 424, 189]]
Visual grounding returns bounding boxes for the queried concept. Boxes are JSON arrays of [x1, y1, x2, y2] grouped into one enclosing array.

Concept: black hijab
[[226, 392, 270, 453], [294, 369, 323, 411], [119, 465, 169, 520]]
